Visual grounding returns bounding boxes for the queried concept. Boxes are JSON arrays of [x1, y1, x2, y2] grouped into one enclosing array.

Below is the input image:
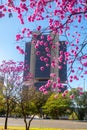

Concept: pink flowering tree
[[0, 60, 43, 130], [0, 60, 24, 129], [0, 1, 87, 96]]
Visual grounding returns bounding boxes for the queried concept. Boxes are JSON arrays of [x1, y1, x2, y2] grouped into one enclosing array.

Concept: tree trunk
[[26, 125, 29, 130], [21, 102, 35, 130], [23, 115, 35, 130], [23, 116, 28, 130], [28, 115, 35, 130], [4, 107, 9, 129], [4, 115, 8, 129]]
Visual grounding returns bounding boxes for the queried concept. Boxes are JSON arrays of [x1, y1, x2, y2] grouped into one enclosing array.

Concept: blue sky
[[0, 11, 48, 63], [0, 14, 24, 63]]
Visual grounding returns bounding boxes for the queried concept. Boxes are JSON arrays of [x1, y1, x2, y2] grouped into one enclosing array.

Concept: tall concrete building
[[23, 33, 67, 91]]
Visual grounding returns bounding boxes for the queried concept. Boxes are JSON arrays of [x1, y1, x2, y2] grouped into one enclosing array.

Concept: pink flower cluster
[[0, 60, 25, 86], [16, 46, 25, 55]]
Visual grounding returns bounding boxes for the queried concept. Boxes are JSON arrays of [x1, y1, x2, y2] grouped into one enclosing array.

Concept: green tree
[[0, 78, 5, 115], [16, 86, 49, 130], [0, 87, 5, 116], [32, 91, 51, 118], [0, 60, 24, 129], [43, 93, 72, 119], [0, 77, 17, 129], [69, 88, 87, 120]]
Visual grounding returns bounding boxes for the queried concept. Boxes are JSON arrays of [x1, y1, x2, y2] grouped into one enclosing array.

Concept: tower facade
[[23, 33, 67, 91]]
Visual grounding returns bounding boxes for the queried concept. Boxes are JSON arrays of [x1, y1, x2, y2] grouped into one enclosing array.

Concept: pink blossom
[[78, 15, 82, 23], [76, 46, 79, 50], [22, 28, 26, 34], [47, 53, 51, 57], [16, 46, 25, 54], [54, 20, 59, 27], [57, 78, 60, 83], [59, 51, 63, 55], [84, 71, 87, 74], [57, 89, 61, 92], [82, 55, 87, 59], [21, 0, 26, 2], [0, 5, 4, 9], [76, 38, 79, 44], [20, 3, 28, 11], [71, 70, 75, 73], [70, 94, 74, 99], [43, 90, 48, 94], [47, 35, 52, 41], [45, 47, 50, 52], [16, 46, 20, 49], [40, 56, 44, 61], [44, 42, 48, 46], [16, 34, 23, 41], [35, 44, 39, 49], [44, 57, 48, 63], [46, 63, 49, 67], [73, 75, 79, 80], [64, 90, 68, 94], [83, 62, 87, 67], [58, 66, 62, 70], [41, 35, 44, 39], [62, 93, 66, 97], [51, 62, 55, 68], [78, 67, 83, 70], [0, 12, 5, 18], [52, 82, 56, 88], [70, 76, 73, 79], [71, 44, 74, 46], [70, 79, 73, 82], [79, 92, 83, 95], [37, 26, 41, 31], [56, 83, 62, 88], [77, 87, 83, 91], [39, 85, 44, 91], [45, 83, 50, 88], [50, 73, 56, 78], [47, 80, 52, 84], [39, 41, 44, 46], [3, 8, 7, 12], [65, 41, 68, 44], [85, 14, 87, 19], [36, 51, 40, 55], [58, 56, 63, 62], [40, 66, 44, 71], [20, 49, 25, 54], [52, 45, 56, 49]]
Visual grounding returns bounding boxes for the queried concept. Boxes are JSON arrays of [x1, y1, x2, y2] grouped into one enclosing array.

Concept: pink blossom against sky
[[0, 10, 47, 62], [0, 15, 86, 91], [0, 2, 87, 91]]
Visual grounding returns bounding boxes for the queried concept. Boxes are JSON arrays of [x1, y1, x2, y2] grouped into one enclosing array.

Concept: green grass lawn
[[0, 126, 87, 130]]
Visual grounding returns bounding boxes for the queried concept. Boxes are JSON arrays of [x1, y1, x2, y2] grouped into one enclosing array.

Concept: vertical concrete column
[[50, 33, 59, 81], [29, 31, 40, 84], [29, 42, 36, 80]]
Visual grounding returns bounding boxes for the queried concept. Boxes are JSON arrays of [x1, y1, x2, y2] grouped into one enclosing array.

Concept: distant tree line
[[0, 78, 87, 130]]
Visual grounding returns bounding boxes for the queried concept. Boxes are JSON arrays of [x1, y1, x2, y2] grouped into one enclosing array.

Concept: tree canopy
[[0, 0, 87, 94], [43, 93, 72, 119]]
